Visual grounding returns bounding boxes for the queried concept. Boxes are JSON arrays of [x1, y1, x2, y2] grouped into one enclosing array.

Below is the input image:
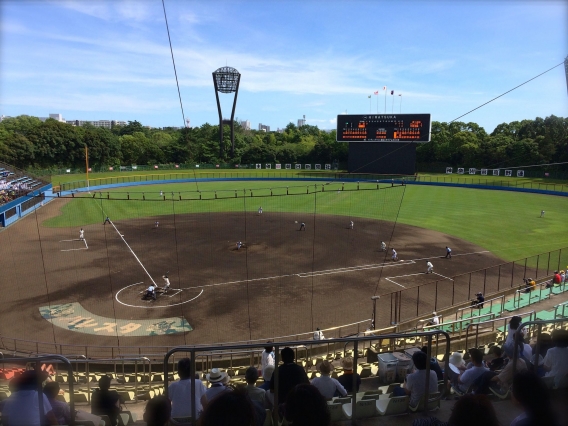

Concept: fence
[[414, 174, 568, 193], [374, 247, 568, 326]]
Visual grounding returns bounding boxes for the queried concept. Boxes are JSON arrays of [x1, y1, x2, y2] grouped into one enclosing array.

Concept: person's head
[[263, 364, 275, 381], [206, 368, 227, 385], [551, 329, 568, 348], [510, 316, 522, 330], [281, 347, 295, 363], [449, 352, 465, 368], [200, 388, 256, 426], [98, 375, 112, 391], [412, 351, 428, 370], [447, 394, 499, 426], [469, 348, 483, 365], [285, 384, 330, 426], [43, 381, 60, 400], [432, 311, 437, 316], [245, 366, 258, 385], [143, 395, 171, 426], [264, 342, 273, 353], [177, 357, 191, 380], [340, 357, 353, 371], [512, 370, 553, 420], [420, 346, 430, 355], [491, 346, 502, 357], [318, 360, 331, 376]]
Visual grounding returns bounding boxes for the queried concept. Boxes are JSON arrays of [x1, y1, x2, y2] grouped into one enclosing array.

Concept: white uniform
[[79, 229, 84, 240], [426, 261, 433, 273], [350, 221, 354, 229], [541, 210, 545, 217], [313, 329, 324, 340], [381, 242, 386, 251], [236, 241, 242, 250], [258, 207, 263, 214], [392, 249, 398, 261], [162, 276, 170, 292]]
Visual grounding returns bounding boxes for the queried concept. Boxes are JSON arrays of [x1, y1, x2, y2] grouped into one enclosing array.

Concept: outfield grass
[[43, 179, 568, 262]]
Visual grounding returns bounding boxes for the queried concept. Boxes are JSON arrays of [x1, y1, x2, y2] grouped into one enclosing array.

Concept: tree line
[[0, 114, 566, 171]]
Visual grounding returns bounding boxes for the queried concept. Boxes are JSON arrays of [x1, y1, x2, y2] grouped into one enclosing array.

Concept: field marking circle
[[115, 282, 203, 309]]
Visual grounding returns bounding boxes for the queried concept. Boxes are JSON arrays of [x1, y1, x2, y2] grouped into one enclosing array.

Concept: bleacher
[[0, 162, 48, 204]]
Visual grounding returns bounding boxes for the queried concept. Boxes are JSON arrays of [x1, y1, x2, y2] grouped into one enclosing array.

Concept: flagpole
[[384, 87, 387, 113], [392, 91, 394, 113], [85, 146, 89, 191], [369, 95, 371, 113], [399, 94, 402, 113], [376, 92, 378, 113]]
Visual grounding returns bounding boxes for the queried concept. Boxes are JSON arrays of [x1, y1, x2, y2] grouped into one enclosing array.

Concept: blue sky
[[1, 0, 566, 132]]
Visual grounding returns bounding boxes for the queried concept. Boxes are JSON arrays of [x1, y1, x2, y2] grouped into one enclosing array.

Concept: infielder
[[380, 241, 386, 252], [103, 216, 111, 225], [258, 207, 263, 214], [299, 222, 306, 231], [155, 221, 159, 228], [236, 241, 243, 250], [392, 248, 398, 261], [426, 261, 434, 274], [79, 228, 84, 240], [445, 247, 452, 259], [350, 221, 354, 229]]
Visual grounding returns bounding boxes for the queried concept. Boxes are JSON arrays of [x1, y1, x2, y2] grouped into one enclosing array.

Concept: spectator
[[543, 329, 568, 388], [471, 292, 484, 308], [447, 394, 499, 426], [269, 347, 309, 404], [143, 396, 171, 426], [336, 357, 361, 393], [447, 351, 466, 388], [490, 340, 528, 391], [421, 346, 443, 380], [405, 351, 438, 407], [43, 381, 71, 425], [457, 348, 488, 393], [260, 343, 275, 376], [201, 368, 231, 408], [313, 328, 324, 340], [310, 360, 347, 399], [427, 312, 440, 326], [285, 384, 330, 426], [503, 316, 525, 357], [259, 364, 274, 391], [200, 388, 264, 426], [168, 357, 207, 420], [487, 346, 507, 371], [511, 370, 559, 426], [244, 367, 267, 406], [91, 375, 123, 426], [553, 271, 562, 285], [2, 370, 58, 426]]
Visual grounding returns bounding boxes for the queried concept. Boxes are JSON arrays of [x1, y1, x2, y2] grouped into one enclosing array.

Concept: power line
[[450, 61, 564, 123], [161, 0, 186, 128]]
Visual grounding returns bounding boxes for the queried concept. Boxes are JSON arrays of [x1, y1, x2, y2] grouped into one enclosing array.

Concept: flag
[[390, 90, 394, 95], [383, 86, 386, 90], [368, 95, 371, 98], [374, 91, 379, 95]]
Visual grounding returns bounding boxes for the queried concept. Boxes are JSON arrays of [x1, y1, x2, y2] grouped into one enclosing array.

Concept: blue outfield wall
[[55, 177, 568, 198], [0, 184, 53, 227]]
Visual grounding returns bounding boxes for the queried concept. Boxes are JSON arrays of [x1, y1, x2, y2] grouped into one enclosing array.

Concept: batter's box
[[385, 272, 453, 288], [59, 238, 89, 252]]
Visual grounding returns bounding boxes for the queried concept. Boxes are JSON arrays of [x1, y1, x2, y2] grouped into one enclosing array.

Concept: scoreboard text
[[336, 114, 431, 143]]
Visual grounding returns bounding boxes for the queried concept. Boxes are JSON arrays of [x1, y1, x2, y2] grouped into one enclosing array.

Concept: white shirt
[[163, 277, 170, 288], [261, 350, 275, 372], [313, 330, 324, 340], [169, 379, 207, 418], [392, 250, 397, 257], [544, 346, 568, 388], [3, 390, 53, 426], [459, 365, 488, 392], [427, 262, 433, 269], [310, 375, 347, 399], [406, 369, 438, 407], [147, 285, 155, 292], [431, 315, 440, 325]]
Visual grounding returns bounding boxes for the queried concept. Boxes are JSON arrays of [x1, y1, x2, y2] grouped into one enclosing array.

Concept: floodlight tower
[[212, 67, 241, 158]]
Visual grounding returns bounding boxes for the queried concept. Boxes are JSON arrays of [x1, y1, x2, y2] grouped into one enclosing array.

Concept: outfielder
[[426, 261, 434, 274], [541, 210, 545, 218]]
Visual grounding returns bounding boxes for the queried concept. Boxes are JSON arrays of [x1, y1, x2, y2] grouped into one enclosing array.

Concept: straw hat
[[206, 368, 227, 383], [340, 357, 353, 370], [449, 352, 465, 368]]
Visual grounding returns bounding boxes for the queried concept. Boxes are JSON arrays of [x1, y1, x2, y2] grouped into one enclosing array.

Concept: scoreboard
[[336, 114, 431, 143]]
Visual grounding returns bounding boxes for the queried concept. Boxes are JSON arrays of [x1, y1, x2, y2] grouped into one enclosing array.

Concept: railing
[[0, 355, 75, 425], [163, 330, 451, 425], [554, 301, 568, 320], [455, 295, 505, 321], [464, 311, 536, 349]]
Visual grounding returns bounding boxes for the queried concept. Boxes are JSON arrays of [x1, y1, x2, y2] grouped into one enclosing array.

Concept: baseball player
[[258, 206, 263, 214], [350, 221, 354, 229], [299, 222, 306, 231], [103, 216, 111, 225], [144, 285, 156, 300], [426, 261, 434, 274], [392, 248, 398, 261], [236, 241, 243, 250], [160, 191, 164, 197], [540, 210, 545, 218], [162, 275, 170, 293], [445, 247, 452, 259], [380, 241, 386, 252], [155, 221, 159, 228], [79, 228, 84, 240]]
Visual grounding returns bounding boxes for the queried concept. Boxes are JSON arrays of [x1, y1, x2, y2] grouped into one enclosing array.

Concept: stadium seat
[[408, 391, 440, 412], [375, 395, 409, 416], [341, 399, 376, 419], [327, 403, 346, 422]]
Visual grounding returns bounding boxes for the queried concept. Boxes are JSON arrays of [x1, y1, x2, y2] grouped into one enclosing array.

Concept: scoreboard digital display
[[336, 113, 431, 143]]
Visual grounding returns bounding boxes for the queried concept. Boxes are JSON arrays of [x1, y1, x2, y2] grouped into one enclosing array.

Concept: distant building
[[49, 113, 65, 122], [239, 120, 250, 130], [92, 120, 112, 129], [297, 115, 306, 127], [258, 123, 270, 132], [0, 115, 12, 122]]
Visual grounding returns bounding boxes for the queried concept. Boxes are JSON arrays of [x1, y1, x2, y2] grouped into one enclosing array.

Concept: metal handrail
[[0, 355, 75, 425], [163, 330, 451, 426], [423, 312, 496, 341], [464, 311, 536, 349], [455, 295, 505, 320]]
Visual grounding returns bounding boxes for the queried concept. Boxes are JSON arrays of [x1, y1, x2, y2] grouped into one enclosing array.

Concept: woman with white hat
[[200, 368, 231, 408]]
